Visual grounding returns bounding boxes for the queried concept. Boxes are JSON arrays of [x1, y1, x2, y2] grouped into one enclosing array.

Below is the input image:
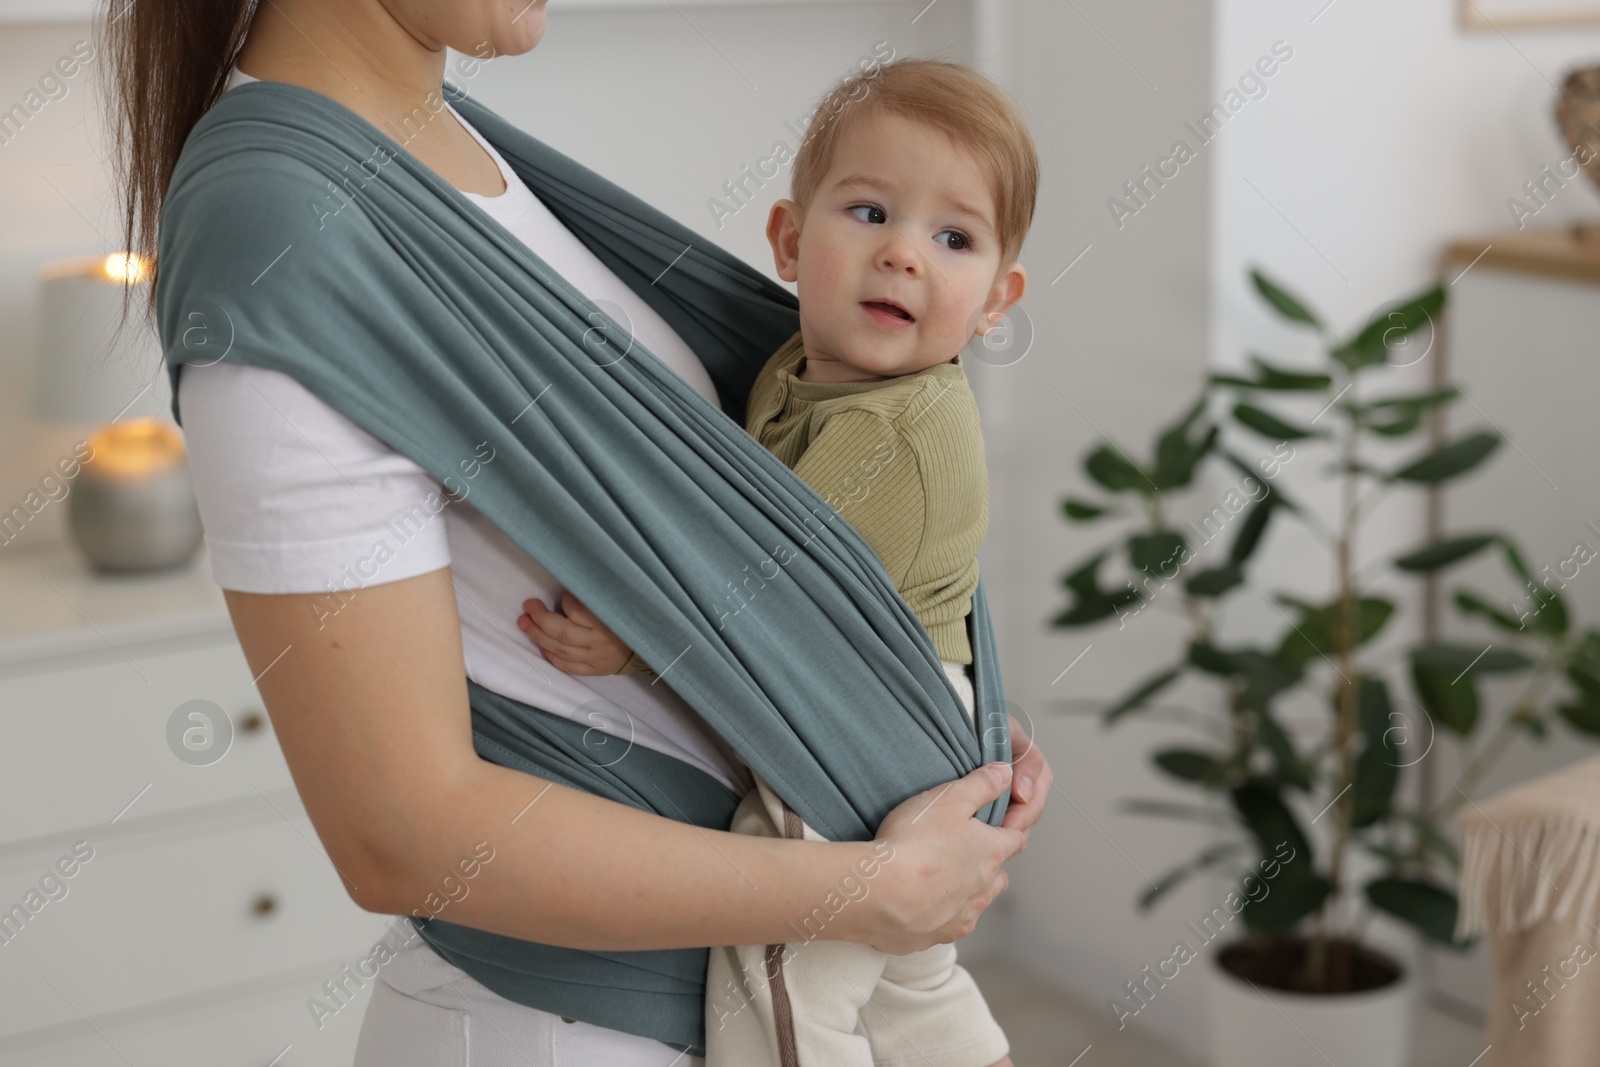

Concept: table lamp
[[33, 253, 203, 573]]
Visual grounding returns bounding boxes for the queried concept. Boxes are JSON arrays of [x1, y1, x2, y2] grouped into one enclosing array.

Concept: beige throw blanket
[[1457, 754, 1600, 1067]]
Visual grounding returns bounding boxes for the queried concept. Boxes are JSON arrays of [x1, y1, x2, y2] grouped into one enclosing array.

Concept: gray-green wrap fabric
[[157, 79, 1012, 1056]]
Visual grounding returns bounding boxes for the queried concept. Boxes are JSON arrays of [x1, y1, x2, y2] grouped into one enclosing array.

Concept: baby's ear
[[766, 199, 803, 283], [978, 262, 1027, 333]]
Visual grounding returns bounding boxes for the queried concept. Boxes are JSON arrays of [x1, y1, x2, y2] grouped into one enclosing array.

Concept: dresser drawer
[[0, 980, 370, 1067], [0, 639, 293, 846], [0, 816, 390, 1040]]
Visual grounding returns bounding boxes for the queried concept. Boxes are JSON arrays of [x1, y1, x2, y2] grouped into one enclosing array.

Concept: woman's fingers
[[956, 761, 1013, 815], [1000, 716, 1053, 835]]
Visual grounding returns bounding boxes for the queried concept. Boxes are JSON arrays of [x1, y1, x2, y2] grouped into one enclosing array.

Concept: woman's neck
[[234, 0, 450, 133]]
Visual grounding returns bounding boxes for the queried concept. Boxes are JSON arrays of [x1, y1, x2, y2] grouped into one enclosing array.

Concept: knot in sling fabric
[[157, 79, 1012, 1056]]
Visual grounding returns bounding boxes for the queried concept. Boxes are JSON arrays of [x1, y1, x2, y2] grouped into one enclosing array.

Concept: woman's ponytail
[[99, 0, 258, 322]]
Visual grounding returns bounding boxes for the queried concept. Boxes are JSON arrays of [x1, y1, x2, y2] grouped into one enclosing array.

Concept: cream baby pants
[[703, 659, 1011, 1067]]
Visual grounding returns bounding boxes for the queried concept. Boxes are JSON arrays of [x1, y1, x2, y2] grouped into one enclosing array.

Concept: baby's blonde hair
[[790, 57, 1039, 267]]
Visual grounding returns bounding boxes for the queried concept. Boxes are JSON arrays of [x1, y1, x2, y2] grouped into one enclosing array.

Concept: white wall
[[974, 0, 1223, 1058]]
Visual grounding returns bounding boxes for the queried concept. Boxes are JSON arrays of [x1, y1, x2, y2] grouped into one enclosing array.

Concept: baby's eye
[[937, 230, 973, 252], [848, 204, 887, 224]]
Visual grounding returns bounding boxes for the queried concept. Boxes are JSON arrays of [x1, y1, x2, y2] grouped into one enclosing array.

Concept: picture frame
[[1460, 0, 1600, 30]]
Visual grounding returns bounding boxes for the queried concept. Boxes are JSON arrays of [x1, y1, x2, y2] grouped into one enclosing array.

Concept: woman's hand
[[1001, 712, 1053, 839], [517, 593, 634, 675], [855, 762, 1026, 955]]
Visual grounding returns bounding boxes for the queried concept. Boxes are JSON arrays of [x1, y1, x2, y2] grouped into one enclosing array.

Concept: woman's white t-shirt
[[179, 66, 753, 794]]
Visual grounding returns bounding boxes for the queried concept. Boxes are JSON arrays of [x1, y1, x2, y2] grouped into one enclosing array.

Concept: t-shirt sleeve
[[177, 359, 453, 594], [789, 409, 925, 588]]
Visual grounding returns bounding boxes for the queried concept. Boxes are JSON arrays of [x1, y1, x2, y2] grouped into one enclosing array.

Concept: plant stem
[[1310, 372, 1363, 991]]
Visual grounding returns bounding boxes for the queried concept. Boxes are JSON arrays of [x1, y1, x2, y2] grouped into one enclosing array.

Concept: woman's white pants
[[352, 931, 701, 1067]]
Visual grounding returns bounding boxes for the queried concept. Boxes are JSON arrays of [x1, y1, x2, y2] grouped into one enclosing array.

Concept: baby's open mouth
[[862, 300, 915, 322]]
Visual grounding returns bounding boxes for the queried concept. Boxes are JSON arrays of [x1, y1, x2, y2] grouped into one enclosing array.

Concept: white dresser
[[0, 543, 391, 1065]]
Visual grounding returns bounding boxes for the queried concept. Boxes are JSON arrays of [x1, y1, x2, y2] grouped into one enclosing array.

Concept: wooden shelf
[[1443, 225, 1600, 286]]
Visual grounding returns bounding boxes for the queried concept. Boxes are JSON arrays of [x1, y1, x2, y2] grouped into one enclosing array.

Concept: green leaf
[[1103, 665, 1185, 724], [1412, 642, 1535, 675], [1150, 397, 1216, 490], [1569, 664, 1600, 701], [1155, 748, 1225, 783], [1499, 536, 1537, 585], [1452, 589, 1527, 633], [1276, 597, 1396, 667], [1361, 387, 1460, 436], [1062, 498, 1114, 521], [1229, 495, 1277, 566], [1220, 449, 1304, 515], [1558, 701, 1600, 737], [1365, 387, 1461, 413], [1411, 660, 1479, 735], [1351, 678, 1400, 828], [1233, 403, 1320, 441], [1052, 550, 1142, 628], [1366, 877, 1462, 947], [1252, 707, 1312, 791], [1051, 591, 1141, 628], [1248, 355, 1333, 391], [1365, 408, 1425, 437], [1332, 286, 1445, 371], [1187, 563, 1244, 598], [1250, 268, 1322, 328], [1232, 650, 1303, 712], [1188, 642, 1239, 676], [1498, 537, 1568, 635], [1211, 355, 1332, 392], [1085, 444, 1149, 493], [1390, 431, 1501, 484], [1239, 868, 1335, 934], [1394, 534, 1496, 572], [1061, 550, 1112, 598], [1356, 674, 1395, 743], [1231, 778, 1312, 863], [1572, 631, 1600, 676], [1130, 530, 1187, 578]]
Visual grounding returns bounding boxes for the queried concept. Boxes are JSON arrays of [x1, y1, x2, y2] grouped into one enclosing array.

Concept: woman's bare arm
[[223, 565, 1023, 953]]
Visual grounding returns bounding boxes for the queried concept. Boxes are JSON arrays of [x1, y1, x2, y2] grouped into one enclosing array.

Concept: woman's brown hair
[[99, 0, 258, 323]]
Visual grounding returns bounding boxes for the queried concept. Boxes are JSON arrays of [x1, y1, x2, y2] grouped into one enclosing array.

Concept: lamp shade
[[33, 254, 171, 424]]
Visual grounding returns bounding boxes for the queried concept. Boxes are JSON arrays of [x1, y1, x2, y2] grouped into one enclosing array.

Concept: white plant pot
[[1205, 943, 1414, 1067]]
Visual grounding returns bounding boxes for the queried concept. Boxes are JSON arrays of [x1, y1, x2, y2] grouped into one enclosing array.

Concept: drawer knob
[[251, 893, 279, 918], [239, 711, 266, 735]]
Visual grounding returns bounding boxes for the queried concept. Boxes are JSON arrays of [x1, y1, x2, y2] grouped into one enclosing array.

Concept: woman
[[103, 1, 1053, 1063]]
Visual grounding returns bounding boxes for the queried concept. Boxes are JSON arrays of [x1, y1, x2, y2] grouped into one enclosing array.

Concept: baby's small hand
[[516, 592, 634, 676]]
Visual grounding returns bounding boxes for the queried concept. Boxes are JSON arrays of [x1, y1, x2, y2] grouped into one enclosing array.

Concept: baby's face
[[768, 109, 1025, 383]]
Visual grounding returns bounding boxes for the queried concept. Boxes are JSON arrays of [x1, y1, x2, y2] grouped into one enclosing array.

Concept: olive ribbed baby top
[[743, 330, 988, 664]]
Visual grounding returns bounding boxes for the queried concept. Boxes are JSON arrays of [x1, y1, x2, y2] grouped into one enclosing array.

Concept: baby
[[516, 57, 1035, 1067]]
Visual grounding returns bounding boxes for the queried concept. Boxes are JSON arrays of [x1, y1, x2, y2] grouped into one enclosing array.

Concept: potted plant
[[1051, 268, 1600, 1067]]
